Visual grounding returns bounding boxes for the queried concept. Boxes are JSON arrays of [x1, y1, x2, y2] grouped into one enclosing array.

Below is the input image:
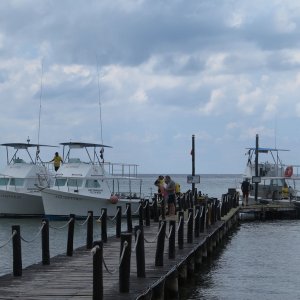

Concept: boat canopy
[[60, 142, 112, 149], [246, 147, 290, 153], [1, 143, 57, 149]]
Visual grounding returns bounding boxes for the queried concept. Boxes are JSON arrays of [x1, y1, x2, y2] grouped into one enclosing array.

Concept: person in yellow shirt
[[50, 152, 63, 171]]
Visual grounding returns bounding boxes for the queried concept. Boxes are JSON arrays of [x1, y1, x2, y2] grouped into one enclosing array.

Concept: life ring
[[284, 166, 293, 177], [110, 194, 119, 204]]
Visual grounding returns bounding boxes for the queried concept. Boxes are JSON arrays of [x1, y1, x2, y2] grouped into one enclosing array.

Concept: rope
[[132, 229, 141, 252], [76, 214, 91, 226], [142, 201, 148, 209], [108, 207, 120, 222], [101, 241, 129, 275], [176, 216, 183, 233], [144, 222, 164, 244], [50, 218, 74, 230], [165, 225, 174, 239], [185, 211, 192, 224], [122, 205, 129, 216], [96, 210, 105, 223], [0, 230, 17, 249], [20, 222, 46, 243], [133, 203, 142, 215], [194, 208, 199, 220]]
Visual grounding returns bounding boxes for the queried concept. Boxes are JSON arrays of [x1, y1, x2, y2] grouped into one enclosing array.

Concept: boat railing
[[101, 162, 138, 177]]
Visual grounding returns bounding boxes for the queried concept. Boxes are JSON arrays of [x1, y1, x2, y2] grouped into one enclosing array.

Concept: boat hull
[[41, 188, 141, 218], [0, 189, 44, 216]]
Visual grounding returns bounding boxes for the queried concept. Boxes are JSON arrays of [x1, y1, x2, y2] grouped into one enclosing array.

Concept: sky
[[1, 0, 300, 174]]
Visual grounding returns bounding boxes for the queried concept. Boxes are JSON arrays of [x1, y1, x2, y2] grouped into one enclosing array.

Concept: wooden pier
[[0, 193, 240, 299]]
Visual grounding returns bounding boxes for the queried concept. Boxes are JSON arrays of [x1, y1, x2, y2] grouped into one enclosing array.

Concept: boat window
[[85, 179, 100, 188], [0, 178, 9, 186], [68, 158, 81, 163], [67, 179, 83, 187], [55, 178, 67, 187], [9, 178, 25, 186]]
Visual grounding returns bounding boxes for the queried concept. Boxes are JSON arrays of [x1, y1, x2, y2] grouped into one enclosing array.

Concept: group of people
[[154, 175, 180, 216]]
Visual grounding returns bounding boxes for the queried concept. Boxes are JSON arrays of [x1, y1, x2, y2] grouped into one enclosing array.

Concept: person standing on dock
[[165, 175, 176, 215], [241, 178, 250, 206], [49, 152, 63, 172], [154, 175, 165, 200]]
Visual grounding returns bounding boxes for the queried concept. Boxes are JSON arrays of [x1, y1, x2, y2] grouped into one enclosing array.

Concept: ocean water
[[182, 220, 300, 300]]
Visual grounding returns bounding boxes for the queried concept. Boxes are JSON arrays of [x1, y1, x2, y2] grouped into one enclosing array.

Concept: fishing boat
[[41, 142, 143, 219], [239, 143, 300, 205], [0, 142, 55, 216]]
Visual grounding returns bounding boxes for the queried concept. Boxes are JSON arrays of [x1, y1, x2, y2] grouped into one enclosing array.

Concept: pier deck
[[0, 208, 239, 300]]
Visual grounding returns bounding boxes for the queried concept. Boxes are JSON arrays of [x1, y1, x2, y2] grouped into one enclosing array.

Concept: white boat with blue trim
[[0, 142, 55, 216], [41, 142, 143, 219]]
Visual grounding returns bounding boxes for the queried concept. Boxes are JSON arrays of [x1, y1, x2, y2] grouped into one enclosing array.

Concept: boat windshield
[[0, 178, 9, 186], [85, 179, 101, 188], [9, 178, 25, 186], [55, 178, 67, 187], [67, 179, 83, 187]]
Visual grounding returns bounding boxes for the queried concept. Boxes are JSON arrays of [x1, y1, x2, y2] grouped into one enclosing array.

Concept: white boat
[[41, 142, 143, 219], [0, 142, 55, 216], [239, 143, 300, 205]]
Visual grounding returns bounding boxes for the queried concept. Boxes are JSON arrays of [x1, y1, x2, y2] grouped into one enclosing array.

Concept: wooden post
[[116, 206, 122, 238], [67, 214, 75, 256], [165, 270, 179, 299], [191, 134, 195, 196], [126, 203, 132, 233], [200, 204, 205, 233], [178, 211, 184, 249], [93, 241, 103, 300], [145, 200, 150, 226], [168, 220, 176, 259], [12, 225, 22, 276], [194, 205, 200, 238], [155, 221, 166, 266], [153, 197, 159, 222], [101, 208, 107, 243], [134, 225, 145, 278], [187, 208, 193, 244], [139, 202, 144, 227], [42, 218, 50, 265], [86, 211, 93, 249], [119, 233, 132, 293]]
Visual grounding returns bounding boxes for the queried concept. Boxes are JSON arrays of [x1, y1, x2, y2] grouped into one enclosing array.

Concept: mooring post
[[200, 204, 205, 232], [139, 202, 144, 227], [101, 208, 107, 243], [194, 205, 200, 238], [119, 233, 132, 293], [155, 220, 166, 266], [116, 206, 122, 238], [67, 214, 75, 256], [145, 200, 151, 226], [126, 203, 132, 233], [134, 225, 145, 278], [153, 197, 159, 222], [187, 208, 194, 244], [178, 211, 184, 249], [86, 211, 94, 249], [41, 218, 50, 265], [169, 220, 176, 259], [12, 225, 22, 276], [93, 241, 103, 300], [161, 198, 166, 220]]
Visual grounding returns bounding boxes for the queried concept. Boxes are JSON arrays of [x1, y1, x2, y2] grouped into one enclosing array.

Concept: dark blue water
[[182, 220, 300, 300]]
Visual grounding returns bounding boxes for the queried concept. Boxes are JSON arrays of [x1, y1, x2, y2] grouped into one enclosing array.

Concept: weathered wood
[[0, 207, 240, 299]]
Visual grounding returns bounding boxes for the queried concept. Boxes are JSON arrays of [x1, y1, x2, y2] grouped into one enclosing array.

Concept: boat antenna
[[96, 56, 105, 162], [37, 60, 44, 163]]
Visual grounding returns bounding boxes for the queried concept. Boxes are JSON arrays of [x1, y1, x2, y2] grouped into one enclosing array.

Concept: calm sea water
[[182, 220, 300, 300]]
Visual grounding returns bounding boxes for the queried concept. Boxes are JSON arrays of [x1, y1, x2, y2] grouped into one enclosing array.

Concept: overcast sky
[[1, 0, 300, 174]]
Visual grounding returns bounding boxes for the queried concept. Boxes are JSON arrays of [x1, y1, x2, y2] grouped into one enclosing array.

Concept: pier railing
[[0, 188, 240, 298]]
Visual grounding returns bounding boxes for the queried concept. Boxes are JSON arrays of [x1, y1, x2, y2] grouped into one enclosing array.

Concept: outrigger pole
[[255, 134, 259, 202]]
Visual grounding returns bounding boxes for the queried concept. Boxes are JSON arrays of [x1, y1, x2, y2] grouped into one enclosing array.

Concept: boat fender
[[110, 194, 119, 204], [284, 166, 293, 177]]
